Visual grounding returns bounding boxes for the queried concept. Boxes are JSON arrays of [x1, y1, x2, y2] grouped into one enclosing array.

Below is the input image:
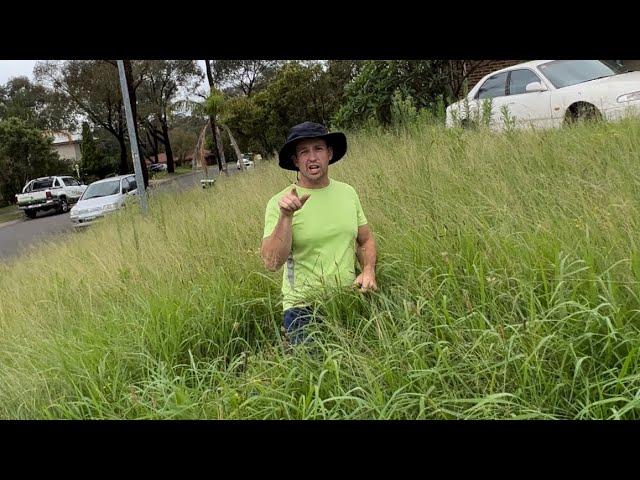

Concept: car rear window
[[62, 177, 80, 186], [32, 179, 54, 190]]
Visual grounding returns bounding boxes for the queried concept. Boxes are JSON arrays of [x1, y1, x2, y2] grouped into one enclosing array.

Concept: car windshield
[[82, 180, 120, 200], [538, 60, 629, 89]]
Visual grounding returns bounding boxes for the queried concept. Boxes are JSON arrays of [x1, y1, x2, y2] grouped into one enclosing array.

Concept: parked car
[[15, 175, 87, 219], [149, 163, 168, 172], [69, 174, 137, 227], [237, 153, 254, 170], [445, 60, 640, 131]]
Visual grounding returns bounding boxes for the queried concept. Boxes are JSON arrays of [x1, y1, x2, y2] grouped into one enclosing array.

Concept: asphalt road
[[0, 166, 235, 262]]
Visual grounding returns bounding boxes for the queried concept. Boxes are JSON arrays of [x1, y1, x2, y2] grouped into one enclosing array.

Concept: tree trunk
[[209, 116, 225, 174], [205, 60, 226, 175], [118, 134, 128, 175], [123, 60, 149, 187], [195, 123, 209, 177], [222, 123, 244, 171], [214, 123, 226, 170], [161, 118, 175, 173], [146, 130, 159, 163]]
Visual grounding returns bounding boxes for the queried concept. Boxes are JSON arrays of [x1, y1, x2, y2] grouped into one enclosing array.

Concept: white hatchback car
[[445, 60, 640, 131], [70, 174, 137, 227]]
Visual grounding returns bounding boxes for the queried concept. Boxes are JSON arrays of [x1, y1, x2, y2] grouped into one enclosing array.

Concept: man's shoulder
[[332, 179, 358, 196]]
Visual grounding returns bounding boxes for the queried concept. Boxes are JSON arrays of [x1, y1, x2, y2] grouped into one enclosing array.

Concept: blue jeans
[[283, 306, 317, 345]]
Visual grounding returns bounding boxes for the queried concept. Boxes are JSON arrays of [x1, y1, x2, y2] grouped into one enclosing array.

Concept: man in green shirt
[[261, 121, 377, 344]]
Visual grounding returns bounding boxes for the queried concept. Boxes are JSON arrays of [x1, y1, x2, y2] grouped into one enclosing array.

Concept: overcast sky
[[0, 60, 39, 84], [0, 60, 212, 85]]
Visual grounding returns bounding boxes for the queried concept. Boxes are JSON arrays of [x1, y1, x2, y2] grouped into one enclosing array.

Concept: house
[[49, 131, 82, 163], [184, 150, 216, 166], [465, 60, 640, 91], [145, 152, 168, 166]]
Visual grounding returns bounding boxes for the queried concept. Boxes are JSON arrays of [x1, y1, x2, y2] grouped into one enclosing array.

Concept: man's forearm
[[357, 237, 377, 273], [261, 213, 293, 271]]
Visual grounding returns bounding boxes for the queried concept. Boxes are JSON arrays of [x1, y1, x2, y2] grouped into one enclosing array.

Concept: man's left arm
[[355, 224, 377, 292]]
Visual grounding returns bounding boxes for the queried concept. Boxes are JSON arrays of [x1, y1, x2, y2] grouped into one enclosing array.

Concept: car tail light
[[46, 191, 52, 199]]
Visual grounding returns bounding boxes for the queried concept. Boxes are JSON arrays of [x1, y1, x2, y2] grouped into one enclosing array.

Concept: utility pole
[[117, 59, 148, 216]]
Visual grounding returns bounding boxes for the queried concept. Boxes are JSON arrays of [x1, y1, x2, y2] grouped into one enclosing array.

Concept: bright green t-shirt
[[263, 178, 368, 311]]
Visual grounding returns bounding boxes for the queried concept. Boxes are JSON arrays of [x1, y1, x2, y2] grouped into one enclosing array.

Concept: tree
[[34, 60, 152, 186], [222, 62, 337, 155], [201, 60, 361, 158], [168, 126, 198, 165], [79, 122, 117, 182], [204, 87, 233, 172], [332, 60, 492, 129], [219, 94, 267, 154], [204, 60, 226, 174], [0, 117, 70, 204], [209, 60, 281, 97], [35, 60, 132, 176], [0, 76, 74, 131], [210, 61, 349, 156], [122, 59, 149, 187], [137, 60, 202, 174]]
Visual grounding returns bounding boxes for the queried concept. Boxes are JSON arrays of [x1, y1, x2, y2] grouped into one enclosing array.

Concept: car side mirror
[[525, 81, 548, 93]]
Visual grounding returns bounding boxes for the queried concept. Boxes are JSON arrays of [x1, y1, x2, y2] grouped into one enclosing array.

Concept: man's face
[[292, 138, 333, 184]]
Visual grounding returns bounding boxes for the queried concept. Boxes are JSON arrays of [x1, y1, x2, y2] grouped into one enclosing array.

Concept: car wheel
[[25, 209, 37, 219], [460, 118, 473, 129], [58, 198, 69, 214]]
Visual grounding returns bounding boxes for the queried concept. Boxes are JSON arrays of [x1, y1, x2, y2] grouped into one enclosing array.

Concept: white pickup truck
[[15, 176, 87, 219]]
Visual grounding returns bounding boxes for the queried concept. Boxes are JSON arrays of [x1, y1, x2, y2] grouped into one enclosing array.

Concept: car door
[[504, 69, 552, 129], [60, 177, 84, 200], [475, 71, 510, 130], [120, 177, 130, 195], [127, 176, 138, 195]]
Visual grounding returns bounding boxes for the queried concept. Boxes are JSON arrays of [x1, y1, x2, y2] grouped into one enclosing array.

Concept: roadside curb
[[149, 171, 201, 188]]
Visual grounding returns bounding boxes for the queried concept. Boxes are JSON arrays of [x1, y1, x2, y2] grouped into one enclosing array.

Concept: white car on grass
[[445, 60, 640, 131], [70, 174, 138, 227]]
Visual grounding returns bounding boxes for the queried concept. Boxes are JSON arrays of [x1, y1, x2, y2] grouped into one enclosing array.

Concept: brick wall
[[466, 60, 524, 88], [622, 60, 640, 71]]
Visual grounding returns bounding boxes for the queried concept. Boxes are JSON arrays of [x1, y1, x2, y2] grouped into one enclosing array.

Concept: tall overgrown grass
[[1, 117, 639, 419]]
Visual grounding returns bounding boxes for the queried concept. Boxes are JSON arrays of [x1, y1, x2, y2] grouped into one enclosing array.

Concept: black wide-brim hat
[[278, 121, 347, 171]]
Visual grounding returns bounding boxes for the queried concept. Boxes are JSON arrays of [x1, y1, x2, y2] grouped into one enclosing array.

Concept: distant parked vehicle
[[69, 174, 137, 227], [15, 176, 87, 219], [237, 153, 254, 170], [445, 60, 640, 131], [149, 163, 168, 172]]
